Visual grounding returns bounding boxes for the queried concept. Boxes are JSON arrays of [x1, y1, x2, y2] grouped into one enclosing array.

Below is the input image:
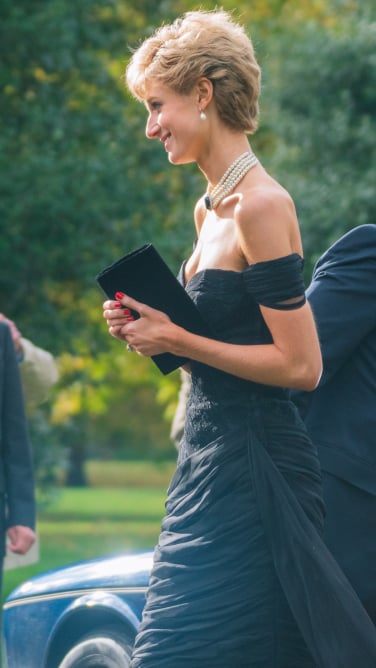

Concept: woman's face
[[144, 80, 205, 165]]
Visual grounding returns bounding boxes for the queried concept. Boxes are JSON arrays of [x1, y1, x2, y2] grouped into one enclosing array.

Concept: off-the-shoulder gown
[[131, 252, 376, 667]]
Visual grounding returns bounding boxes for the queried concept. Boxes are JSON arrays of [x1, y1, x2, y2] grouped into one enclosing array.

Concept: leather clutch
[[96, 244, 211, 374]]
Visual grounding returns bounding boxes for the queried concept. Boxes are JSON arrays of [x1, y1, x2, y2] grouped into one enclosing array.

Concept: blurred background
[[1, 0, 375, 599]]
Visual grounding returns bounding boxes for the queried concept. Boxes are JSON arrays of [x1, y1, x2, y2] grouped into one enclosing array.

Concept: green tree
[[0, 0, 200, 352], [263, 12, 376, 275], [0, 0, 192, 484]]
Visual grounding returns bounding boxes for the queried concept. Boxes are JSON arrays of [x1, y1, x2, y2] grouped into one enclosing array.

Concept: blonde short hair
[[126, 10, 261, 134]]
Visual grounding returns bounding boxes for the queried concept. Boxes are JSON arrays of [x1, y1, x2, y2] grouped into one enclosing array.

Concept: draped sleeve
[[242, 253, 306, 310]]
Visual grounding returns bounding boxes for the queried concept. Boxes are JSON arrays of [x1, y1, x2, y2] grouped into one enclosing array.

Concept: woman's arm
[[104, 295, 320, 391], [103, 189, 322, 391]]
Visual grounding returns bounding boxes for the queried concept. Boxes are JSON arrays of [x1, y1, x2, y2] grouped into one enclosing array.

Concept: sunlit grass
[[43, 487, 168, 521], [3, 461, 175, 603], [85, 459, 176, 488]]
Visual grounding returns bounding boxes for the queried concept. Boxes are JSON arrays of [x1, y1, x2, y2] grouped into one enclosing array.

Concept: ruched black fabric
[[131, 255, 376, 668], [242, 253, 306, 309]]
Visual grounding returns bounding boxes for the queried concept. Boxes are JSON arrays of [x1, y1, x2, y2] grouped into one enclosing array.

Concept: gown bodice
[[177, 253, 306, 456]]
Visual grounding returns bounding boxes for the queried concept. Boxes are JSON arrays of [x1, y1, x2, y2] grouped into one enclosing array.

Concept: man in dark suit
[[293, 224, 376, 623], [0, 320, 36, 652]]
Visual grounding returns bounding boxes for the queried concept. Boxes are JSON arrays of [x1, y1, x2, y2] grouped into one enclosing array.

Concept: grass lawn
[[3, 460, 176, 603]]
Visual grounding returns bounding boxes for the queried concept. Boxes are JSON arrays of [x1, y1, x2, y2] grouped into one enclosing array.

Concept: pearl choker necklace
[[204, 151, 258, 210]]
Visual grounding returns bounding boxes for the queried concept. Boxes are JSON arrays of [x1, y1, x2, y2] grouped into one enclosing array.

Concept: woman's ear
[[196, 77, 213, 110]]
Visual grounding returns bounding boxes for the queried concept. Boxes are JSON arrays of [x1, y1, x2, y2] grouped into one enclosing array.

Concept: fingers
[[0, 314, 22, 351], [102, 292, 166, 322], [103, 293, 143, 347], [103, 306, 133, 324], [103, 300, 133, 316], [103, 296, 135, 329], [103, 297, 135, 343], [114, 291, 143, 313], [103, 292, 142, 314], [102, 292, 171, 353], [7, 526, 36, 555]]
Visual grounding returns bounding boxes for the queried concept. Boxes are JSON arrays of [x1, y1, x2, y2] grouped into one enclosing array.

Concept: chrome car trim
[[3, 586, 147, 610]]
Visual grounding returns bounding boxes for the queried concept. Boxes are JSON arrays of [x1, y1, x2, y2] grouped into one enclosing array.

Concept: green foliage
[[1, 0, 375, 481], [0, 0, 200, 353], [0, 0, 192, 473], [263, 13, 376, 274], [49, 337, 180, 460]]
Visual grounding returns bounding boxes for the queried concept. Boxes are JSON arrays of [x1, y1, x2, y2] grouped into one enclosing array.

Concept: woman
[[103, 10, 376, 667]]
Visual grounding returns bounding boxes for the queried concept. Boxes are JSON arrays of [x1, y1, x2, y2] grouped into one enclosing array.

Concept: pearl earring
[[199, 109, 207, 121]]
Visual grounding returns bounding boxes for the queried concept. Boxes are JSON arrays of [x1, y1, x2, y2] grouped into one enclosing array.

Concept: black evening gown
[[131, 254, 376, 668]]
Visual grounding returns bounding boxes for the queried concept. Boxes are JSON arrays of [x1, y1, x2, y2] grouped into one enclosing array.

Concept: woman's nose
[[146, 117, 160, 139]]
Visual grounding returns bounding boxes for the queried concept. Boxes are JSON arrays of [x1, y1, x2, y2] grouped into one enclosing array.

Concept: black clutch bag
[[96, 243, 211, 374]]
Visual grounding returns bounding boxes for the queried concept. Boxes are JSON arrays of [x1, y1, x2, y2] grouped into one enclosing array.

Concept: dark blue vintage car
[[3, 551, 154, 667]]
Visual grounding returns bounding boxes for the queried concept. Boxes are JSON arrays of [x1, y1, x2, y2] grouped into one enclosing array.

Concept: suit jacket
[[293, 224, 376, 495], [0, 322, 36, 556]]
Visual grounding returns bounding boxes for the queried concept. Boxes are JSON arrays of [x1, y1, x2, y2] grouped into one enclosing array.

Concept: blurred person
[[292, 224, 376, 624], [0, 320, 36, 663], [0, 313, 59, 411], [103, 10, 376, 667], [0, 315, 57, 572]]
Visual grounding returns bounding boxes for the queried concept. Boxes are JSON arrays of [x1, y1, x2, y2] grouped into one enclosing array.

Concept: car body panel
[[3, 551, 153, 668]]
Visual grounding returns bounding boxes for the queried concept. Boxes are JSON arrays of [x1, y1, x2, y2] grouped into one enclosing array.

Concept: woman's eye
[[151, 101, 162, 111]]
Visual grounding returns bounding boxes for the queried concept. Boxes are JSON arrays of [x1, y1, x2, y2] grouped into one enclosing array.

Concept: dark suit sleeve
[[1, 323, 36, 529], [307, 225, 376, 386]]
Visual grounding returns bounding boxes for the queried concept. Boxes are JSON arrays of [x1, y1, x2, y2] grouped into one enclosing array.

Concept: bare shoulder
[[234, 183, 302, 263], [238, 183, 296, 220]]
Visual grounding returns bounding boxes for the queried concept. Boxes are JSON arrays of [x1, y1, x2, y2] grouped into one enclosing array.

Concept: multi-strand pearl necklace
[[204, 151, 259, 210]]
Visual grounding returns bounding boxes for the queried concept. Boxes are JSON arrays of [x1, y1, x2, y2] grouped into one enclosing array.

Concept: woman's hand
[[102, 292, 135, 343], [103, 292, 177, 357]]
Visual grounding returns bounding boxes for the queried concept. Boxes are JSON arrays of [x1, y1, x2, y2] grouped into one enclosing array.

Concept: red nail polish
[[123, 308, 131, 315], [126, 316, 134, 321], [115, 291, 125, 299], [114, 302, 121, 308]]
